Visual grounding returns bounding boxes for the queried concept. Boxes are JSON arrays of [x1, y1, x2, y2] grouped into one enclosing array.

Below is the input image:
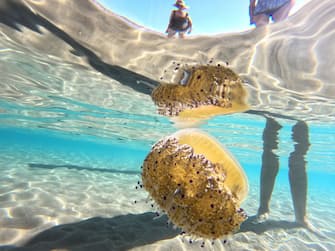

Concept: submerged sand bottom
[[0, 147, 334, 251]]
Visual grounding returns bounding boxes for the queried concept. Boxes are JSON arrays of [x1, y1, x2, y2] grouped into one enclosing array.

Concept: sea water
[[0, 1, 335, 251]]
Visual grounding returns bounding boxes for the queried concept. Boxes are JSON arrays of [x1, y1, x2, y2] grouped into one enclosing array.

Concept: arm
[[166, 11, 174, 33], [187, 15, 193, 34], [249, 0, 257, 24]]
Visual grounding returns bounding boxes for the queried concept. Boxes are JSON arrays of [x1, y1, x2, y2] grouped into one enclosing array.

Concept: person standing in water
[[166, 0, 192, 38], [249, 0, 296, 27]]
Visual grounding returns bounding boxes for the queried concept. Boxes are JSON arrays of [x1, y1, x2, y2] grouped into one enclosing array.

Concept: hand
[[250, 16, 255, 25], [187, 28, 192, 34]]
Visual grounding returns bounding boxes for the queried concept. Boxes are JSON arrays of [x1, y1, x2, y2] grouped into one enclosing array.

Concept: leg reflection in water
[[289, 120, 310, 227], [255, 116, 282, 222], [255, 117, 311, 228]]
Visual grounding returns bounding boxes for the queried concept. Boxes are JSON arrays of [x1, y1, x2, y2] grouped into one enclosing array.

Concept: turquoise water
[[2, 115, 334, 188], [1, 112, 335, 249], [1, 71, 335, 249], [0, 0, 335, 250]]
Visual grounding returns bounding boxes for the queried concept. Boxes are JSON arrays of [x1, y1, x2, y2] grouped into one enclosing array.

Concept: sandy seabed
[[0, 145, 334, 251]]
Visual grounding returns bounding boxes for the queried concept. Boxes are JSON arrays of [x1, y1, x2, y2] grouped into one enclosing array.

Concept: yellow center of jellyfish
[[142, 129, 248, 239]]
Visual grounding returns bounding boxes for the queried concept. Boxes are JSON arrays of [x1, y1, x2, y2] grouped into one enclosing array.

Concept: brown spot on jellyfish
[[141, 129, 249, 240]]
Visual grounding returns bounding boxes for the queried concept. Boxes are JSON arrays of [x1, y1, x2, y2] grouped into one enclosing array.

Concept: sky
[[98, 0, 310, 35]]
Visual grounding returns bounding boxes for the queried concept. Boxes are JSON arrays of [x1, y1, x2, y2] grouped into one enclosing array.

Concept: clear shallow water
[[0, 0, 335, 250]]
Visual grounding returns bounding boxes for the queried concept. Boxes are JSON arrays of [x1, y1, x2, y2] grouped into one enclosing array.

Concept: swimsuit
[[169, 11, 190, 32], [254, 0, 290, 15]]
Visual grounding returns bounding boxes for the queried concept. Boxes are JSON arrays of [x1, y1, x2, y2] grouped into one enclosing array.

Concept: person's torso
[[170, 10, 189, 31]]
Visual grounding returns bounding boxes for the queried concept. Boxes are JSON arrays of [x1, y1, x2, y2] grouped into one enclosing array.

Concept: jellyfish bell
[[141, 128, 249, 240], [151, 65, 250, 126], [173, 129, 249, 202]]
